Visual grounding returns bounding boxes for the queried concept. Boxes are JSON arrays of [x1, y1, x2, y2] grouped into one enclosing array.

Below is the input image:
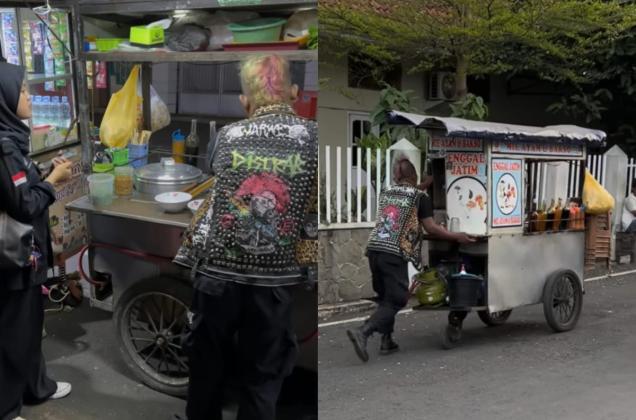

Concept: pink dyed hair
[[240, 54, 293, 108]]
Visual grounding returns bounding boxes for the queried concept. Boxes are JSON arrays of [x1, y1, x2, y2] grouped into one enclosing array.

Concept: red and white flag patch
[[11, 171, 27, 187]]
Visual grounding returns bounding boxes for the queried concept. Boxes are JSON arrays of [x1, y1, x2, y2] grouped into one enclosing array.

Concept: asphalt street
[[318, 275, 636, 420], [22, 303, 316, 420]]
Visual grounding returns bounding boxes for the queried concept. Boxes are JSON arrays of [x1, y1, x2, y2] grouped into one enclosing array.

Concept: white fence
[[319, 145, 636, 229], [319, 146, 390, 227]]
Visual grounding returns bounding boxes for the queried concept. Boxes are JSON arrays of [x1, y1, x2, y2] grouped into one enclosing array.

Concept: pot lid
[[136, 158, 202, 183]]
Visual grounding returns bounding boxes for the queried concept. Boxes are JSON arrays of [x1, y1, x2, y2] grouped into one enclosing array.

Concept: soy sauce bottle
[[185, 119, 200, 166]]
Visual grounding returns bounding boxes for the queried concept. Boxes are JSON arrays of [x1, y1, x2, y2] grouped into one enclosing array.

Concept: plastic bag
[[284, 9, 317, 40], [583, 170, 615, 215], [100, 65, 140, 148], [149, 86, 171, 132], [166, 24, 210, 52]]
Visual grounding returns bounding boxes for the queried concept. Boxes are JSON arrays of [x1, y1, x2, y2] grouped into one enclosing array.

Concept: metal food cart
[[55, 0, 318, 397], [387, 111, 606, 349]]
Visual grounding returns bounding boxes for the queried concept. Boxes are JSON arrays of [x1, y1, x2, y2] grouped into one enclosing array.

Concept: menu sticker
[[445, 152, 488, 235], [491, 158, 522, 227]]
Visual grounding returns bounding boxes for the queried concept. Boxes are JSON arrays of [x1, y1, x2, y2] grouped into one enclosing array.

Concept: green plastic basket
[[228, 18, 287, 43], [95, 38, 126, 52]]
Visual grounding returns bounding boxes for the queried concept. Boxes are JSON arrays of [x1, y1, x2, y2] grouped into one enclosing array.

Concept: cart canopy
[[388, 111, 606, 145]]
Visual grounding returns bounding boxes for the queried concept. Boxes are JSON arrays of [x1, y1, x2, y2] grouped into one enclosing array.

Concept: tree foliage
[[320, 0, 636, 99]]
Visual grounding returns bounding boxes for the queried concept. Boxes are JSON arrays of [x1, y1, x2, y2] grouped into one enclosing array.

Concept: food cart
[[387, 111, 606, 349], [45, 0, 318, 397]]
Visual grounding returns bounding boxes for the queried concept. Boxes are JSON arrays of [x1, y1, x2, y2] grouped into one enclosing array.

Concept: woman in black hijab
[[0, 62, 73, 420]]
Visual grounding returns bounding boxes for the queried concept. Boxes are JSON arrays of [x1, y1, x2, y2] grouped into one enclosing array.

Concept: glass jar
[[114, 165, 134, 196]]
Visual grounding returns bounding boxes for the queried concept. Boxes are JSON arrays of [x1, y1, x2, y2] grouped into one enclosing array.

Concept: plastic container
[[130, 26, 164, 46], [172, 129, 186, 164], [447, 272, 484, 308], [61, 96, 71, 129], [95, 38, 126, 52], [108, 147, 129, 166], [88, 174, 115, 207], [114, 166, 134, 196], [228, 18, 287, 43], [128, 143, 149, 168], [293, 90, 317, 119]]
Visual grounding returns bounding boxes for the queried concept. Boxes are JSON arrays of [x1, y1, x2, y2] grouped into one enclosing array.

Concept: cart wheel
[[440, 324, 462, 350], [477, 310, 512, 327], [114, 277, 193, 397], [542, 269, 583, 333]]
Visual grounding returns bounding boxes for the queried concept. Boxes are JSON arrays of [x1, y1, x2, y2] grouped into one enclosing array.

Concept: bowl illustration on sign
[[496, 173, 518, 215], [447, 176, 487, 233]]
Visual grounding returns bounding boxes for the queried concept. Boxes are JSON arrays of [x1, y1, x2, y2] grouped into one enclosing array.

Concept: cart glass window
[[524, 159, 585, 234]]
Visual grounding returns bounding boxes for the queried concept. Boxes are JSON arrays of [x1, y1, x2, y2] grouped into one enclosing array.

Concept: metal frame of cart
[[387, 111, 606, 349], [57, 0, 317, 397]]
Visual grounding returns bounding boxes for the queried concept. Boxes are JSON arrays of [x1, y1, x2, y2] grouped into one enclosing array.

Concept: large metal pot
[[134, 157, 202, 197]]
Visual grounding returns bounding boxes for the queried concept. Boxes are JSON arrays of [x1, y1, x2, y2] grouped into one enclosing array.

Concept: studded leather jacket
[[366, 185, 424, 269], [174, 104, 318, 286]]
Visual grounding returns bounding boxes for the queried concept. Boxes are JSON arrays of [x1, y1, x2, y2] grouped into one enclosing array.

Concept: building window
[[348, 53, 401, 91], [348, 112, 376, 166]]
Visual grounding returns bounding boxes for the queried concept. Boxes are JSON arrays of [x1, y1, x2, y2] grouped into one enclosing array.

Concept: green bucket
[[228, 18, 287, 43]]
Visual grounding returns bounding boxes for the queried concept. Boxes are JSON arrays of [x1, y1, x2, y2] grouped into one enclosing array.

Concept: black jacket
[[0, 137, 57, 290]]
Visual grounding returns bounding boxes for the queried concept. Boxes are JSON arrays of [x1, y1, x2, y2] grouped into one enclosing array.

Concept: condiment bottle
[[568, 202, 579, 230], [537, 201, 547, 232], [172, 129, 185, 163], [560, 201, 570, 231], [185, 119, 200, 167], [552, 198, 563, 231]]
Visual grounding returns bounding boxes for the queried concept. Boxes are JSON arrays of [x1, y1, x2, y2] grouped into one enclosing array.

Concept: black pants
[[0, 285, 57, 420], [366, 252, 410, 335], [185, 282, 298, 420]]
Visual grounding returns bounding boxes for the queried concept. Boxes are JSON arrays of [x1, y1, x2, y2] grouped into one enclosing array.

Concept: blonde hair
[[240, 54, 292, 108]]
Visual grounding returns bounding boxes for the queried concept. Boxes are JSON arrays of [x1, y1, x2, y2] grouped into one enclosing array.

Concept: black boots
[[379, 333, 399, 355], [346, 323, 374, 362]]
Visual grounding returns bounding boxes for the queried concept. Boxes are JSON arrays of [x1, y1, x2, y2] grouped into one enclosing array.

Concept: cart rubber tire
[[477, 310, 512, 327], [114, 276, 193, 397], [440, 324, 462, 350], [542, 269, 583, 333]]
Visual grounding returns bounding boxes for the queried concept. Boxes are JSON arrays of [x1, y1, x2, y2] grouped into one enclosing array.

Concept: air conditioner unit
[[428, 72, 456, 101]]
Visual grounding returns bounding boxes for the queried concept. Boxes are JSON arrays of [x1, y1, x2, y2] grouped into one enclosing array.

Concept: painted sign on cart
[[491, 158, 523, 227], [429, 136, 483, 152], [445, 152, 487, 235], [492, 140, 583, 157]]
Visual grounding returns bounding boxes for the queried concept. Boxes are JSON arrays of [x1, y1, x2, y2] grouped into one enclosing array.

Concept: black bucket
[[448, 273, 484, 308]]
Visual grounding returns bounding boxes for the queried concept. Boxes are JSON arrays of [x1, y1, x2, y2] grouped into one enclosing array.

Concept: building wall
[[318, 53, 428, 151]]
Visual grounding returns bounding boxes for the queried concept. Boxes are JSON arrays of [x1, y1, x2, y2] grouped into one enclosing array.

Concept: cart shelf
[[59, 0, 316, 14], [82, 49, 317, 63]]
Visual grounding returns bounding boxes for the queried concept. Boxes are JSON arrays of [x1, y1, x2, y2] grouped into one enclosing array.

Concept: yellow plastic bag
[[100, 65, 141, 148], [583, 170, 615, 215]]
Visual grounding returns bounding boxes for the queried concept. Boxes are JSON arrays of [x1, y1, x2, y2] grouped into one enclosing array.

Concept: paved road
[[23, 304, 316, 420], [318, 276, 636, 420]]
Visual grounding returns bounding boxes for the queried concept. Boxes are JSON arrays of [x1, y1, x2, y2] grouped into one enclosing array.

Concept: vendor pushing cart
[[349, 111, 604, 356]]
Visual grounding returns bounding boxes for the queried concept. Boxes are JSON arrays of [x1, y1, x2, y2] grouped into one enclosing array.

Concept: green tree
[[320, 0, 636, 100]]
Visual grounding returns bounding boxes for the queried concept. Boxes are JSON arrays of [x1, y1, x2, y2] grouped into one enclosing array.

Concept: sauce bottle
[[171, 129, 185, 163], [185, 119, 200, 167], [552, 198, 563, 231], [537, 201, 547, 232]]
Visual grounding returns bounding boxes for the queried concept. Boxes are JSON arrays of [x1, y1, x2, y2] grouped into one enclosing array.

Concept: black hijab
[[0, 62, 30, 154]]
